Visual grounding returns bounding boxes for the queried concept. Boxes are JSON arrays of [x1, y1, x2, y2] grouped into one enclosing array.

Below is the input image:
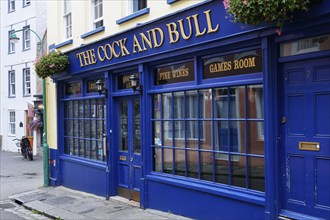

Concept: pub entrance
[[115, 96, 142, 202], [279, 57, 330, 219]]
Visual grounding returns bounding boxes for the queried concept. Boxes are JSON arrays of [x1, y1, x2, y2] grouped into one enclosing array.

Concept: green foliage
[[223, 0, 311, 28], [35, 51, 69, 79]]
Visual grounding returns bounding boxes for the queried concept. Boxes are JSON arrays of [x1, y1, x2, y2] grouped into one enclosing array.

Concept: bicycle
[[12, 137, 33, 161]]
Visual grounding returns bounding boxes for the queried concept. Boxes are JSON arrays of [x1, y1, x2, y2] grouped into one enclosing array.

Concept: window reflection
[[152, 85, 264, 192]]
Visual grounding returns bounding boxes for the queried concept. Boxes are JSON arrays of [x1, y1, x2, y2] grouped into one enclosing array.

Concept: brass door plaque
[[299, 142, 320, 151], [120, 156, 127, 161]]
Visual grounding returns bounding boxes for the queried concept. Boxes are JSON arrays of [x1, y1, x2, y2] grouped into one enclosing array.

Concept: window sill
[[81, 26, 105, 39], [54, 39, 73, 49], [8, 96, 16, 98], [116, 8, 150, 25], [23, 94, 31, 97], [8, 10, 15, 13], [167, 0, 180, 4], [23, 48, 31, 52]]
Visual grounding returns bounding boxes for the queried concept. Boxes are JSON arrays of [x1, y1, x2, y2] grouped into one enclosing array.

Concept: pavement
[[9, 186, 191, 220]]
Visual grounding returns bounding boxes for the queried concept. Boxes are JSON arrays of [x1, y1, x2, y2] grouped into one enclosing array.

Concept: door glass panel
[[134, 99, 141, 154], [119, 100, 128, 152]]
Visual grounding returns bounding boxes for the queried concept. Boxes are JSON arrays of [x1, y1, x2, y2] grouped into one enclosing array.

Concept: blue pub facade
[[49, 0, 330, 219]]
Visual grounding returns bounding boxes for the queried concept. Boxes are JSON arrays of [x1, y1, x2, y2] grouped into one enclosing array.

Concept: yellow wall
[[46, 0, 204, 149]]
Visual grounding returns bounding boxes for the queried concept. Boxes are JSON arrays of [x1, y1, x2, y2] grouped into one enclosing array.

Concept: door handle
[[281, 116, 286, 124], [130, 157, 134, 162]]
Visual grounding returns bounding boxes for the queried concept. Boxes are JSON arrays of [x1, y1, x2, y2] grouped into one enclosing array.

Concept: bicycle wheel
[[27, 148, 33, 161]]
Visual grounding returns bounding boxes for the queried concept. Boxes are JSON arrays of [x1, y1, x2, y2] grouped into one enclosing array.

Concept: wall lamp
[[129, 74, 143, 95], [96, 79, 108, 98], [9, 33, 20, 44]]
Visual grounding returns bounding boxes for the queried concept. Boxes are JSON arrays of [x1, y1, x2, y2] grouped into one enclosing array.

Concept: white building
[[0, 0, 46, 155]]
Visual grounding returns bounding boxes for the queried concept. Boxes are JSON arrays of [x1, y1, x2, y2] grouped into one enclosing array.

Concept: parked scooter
[[12, 137, 33, 161]]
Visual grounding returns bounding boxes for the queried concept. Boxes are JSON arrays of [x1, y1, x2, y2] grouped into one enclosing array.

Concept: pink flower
[[223, 0, 230, 9], [275, 28, 282, 36], [49, 64, 55, 68]]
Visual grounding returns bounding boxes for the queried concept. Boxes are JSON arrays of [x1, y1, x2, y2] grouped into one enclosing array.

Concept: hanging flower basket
[[28, 118, 43, 131], [35, 51, 69, 79], [223, 0, 311, 33]]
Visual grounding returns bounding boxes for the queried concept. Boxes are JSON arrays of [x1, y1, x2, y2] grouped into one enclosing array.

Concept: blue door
[[117, 97, 142, 202], [281, 57, 330, 219]]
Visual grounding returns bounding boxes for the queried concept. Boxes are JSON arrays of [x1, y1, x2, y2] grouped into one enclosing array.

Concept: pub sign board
[[203, 49, 262, 79], [67, 0, 262, 75], [154, 61, 194, 85]]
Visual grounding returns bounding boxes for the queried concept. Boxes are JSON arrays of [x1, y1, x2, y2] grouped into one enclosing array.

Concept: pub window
[[63, 98, 107, 162], [64, 81, 82, 96], [152, 85, 265, 192], [87, 79, 99, 93], [280, 34, 330, 57]]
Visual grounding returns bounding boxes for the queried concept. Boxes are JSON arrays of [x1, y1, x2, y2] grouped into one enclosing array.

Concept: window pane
[[230, 121, 246, 153], [164, 148, 173, 174], [119, 100, 128, 151], [174, 92, 184, 119], [247, 85, 264, 119], [230, 86, 245, 118], [153, 121, 161, 146], [174, 121, 184, 148], [163, 93, 172, 119], [200, 151, 213, 181], [248, 121, 264, 155], [231, 155, 246, 188], [215, 153, 229, 184], [134, 100, 141, 154], [214, 88, 228, 118], [280, 34, 330, 57], [163, 121, 172, 146], [214, 120, 228, 152], [199, 89, 212, 119], [153, 147, 162, 172], [153, 94, 161, 119], [187, 150, 198, 178], [186, 121, 198, 148], [200, 121, 212, 150], [174, 149, 185, 176], [248, 157, 264, 192], [186, 90, 198, 118]]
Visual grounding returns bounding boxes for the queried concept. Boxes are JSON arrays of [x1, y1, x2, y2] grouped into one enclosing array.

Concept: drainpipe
[[10, 28, 49, 187], [42, 79, 49, 187]]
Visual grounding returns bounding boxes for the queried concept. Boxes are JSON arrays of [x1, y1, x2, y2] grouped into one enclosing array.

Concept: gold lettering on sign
[[76, 9, 221, 68], [76, 49, 97, 67], [159, 71, 171, 80], [209, 61, 232, 73], [178, 17, 193, 40], [234, 57, 256, 70], [204, 9, 219, 33], [172, 68, 189, 78], [167, 22, 180, 44]]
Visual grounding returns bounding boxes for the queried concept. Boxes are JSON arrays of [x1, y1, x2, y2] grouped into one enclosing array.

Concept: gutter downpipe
[[11, 28, 49, 187]]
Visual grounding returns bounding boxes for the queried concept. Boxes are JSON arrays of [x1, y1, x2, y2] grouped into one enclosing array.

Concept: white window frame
[[128, 0, 147, 14], [9, 0, 15, 12], [9, 70, 16, 97], [9, 110, 16, 136], [23, 0, 30, 7], [63, 0, 72, 39], [9, 30, 15, 53], [23, 68, 31, 96], [92, 0, 103, 29], [23, 26, 31, 50]]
